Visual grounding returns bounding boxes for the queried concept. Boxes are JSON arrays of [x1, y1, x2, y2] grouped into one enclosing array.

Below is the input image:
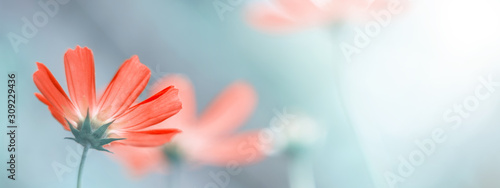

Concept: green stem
[[77, 144, 89, 188], [288, 156, 316, 188]]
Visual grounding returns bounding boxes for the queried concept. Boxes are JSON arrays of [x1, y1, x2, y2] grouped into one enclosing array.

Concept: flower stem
[[288, 156, 316, 188], [77, 144, 89, 188]]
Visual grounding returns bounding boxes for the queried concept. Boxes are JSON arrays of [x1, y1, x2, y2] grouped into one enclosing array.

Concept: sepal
[[64, 111, 125, 153]]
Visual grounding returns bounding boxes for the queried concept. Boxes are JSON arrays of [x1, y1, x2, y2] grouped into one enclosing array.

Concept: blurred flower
[[112, 75, 264, 175], [270, 112, 326, 157], [246, 0, 393, 32], [261, 111, 325, 188], [33, 46, 183, 150]]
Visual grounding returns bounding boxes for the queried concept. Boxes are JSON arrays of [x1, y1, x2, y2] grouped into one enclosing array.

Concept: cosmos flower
[[33, 46, 183, 151], [34, 46, 184, 187], [111, 75, 264, 175], [246, 0, 396, 32]]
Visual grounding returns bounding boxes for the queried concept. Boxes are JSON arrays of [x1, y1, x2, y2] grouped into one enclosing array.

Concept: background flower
[[112, 74, 264, 176], [246, 0, 395, 32]]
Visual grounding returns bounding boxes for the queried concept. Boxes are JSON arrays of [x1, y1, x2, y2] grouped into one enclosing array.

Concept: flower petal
[[149, 74, 196, 127], [192, 132, 264, 165], [112, 86, 182, 130], [199, 82, 257, 136], [35, 93, 70, 130], [35, 92, 49, 105], [64, 46, 96, 115], [108, 144, 165, 176], [246, 3, 297, 32], [113, 129, 181, 147], [276, 0, 320, 17], [96, 55, 151, 121], [33, 62, 79, 122]]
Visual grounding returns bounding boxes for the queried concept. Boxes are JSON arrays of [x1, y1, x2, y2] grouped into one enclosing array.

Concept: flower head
[[271, 113, 326, 157], [246, 0, 396, 32], [33, 46, 182, 151], [112, 75, 264, 175]]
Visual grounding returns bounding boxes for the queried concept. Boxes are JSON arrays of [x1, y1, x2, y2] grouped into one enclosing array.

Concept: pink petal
[[108, 144, 166, 176], [199, 81, 257, 136], [35, 93, 70, 130], [96, 55, 150, 122], [112, 86, 182, 130], [33, 62, 79, 124], [276, 0, 320, 17], [193, 132, 264, 165], [149, 74, 196, 127], [246, 3, 298, 32], [113, 129, 181, 147], [64, 46, 96, 115]]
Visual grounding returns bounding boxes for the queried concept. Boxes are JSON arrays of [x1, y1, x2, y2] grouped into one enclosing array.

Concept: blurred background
[[2, 0, 500, 188]]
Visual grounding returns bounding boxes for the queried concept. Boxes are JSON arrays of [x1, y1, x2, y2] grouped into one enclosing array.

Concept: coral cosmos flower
[[111, 75, 264, 175], [33, 46, 183, 150], [34, 46, 183, 187], [246, 0, 396, 32]]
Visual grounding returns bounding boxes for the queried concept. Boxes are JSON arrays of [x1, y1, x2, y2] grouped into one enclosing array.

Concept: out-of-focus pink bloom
[[246, 0, 396, 32], [112, 75, 264, 175]]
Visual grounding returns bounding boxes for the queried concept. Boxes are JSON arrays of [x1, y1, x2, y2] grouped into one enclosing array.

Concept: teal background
[[2, 0, 500, 188]]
